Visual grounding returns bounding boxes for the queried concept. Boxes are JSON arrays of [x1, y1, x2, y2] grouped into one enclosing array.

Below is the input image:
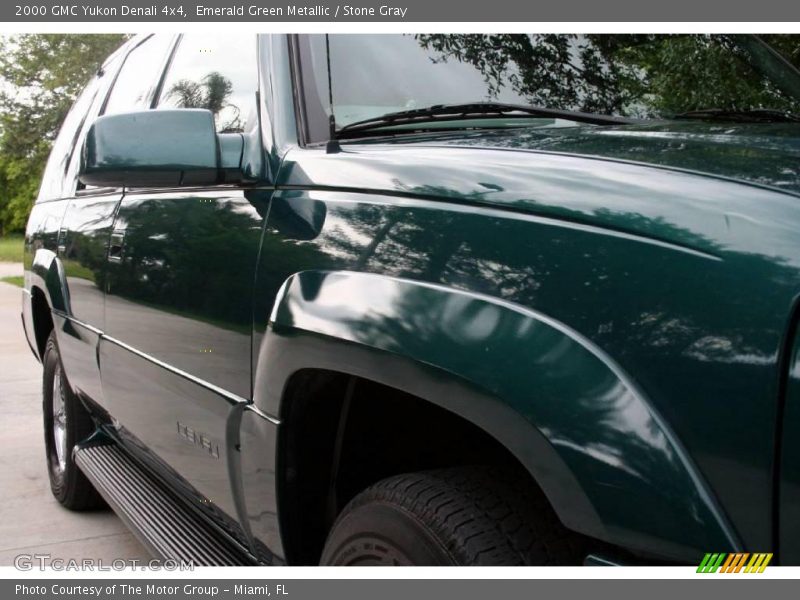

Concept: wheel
[[42, 331, 104, 510], [320, 466, 587, 566]]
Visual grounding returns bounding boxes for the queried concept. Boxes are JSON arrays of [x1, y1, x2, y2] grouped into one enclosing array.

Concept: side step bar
[[74, 443, 251, 566]]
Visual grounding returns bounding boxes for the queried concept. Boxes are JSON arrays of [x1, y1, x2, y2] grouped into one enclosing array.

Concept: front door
[[98, 33, 262, 528], [100, 189, 267, 521]]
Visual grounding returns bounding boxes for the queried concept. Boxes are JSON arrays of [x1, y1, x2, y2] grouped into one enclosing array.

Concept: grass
[[63, 259, 97, 282], [0, 235, 24, 263], [0, 276, 23, 288]]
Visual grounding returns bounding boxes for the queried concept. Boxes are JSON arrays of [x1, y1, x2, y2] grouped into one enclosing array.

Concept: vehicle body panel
[[252, 265, 742, 560], [237, 405, 281, 562], [98, 188, 269, 531], [97, 337, 244, 531], [55, 193, 122, 403], [255, 140, 800, 556], [779, 318, 800, 564], [23, 200, 69, 359], [395, 122, 800, 195]]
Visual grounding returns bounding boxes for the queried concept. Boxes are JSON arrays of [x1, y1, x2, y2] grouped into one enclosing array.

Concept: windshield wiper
[[673, 108, 800, 123], [334, 102, 635, 139]]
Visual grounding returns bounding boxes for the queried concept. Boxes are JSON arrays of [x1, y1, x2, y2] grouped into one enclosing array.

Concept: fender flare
[[253, 269, 742, 561], [25, 248, 72, 360], [29, 247, 71, 316]]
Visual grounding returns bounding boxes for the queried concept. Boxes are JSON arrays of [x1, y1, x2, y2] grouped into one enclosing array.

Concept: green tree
[[165, 71, 242, 132], [0, 34, 126, 235], [415, 34, 800, 118]]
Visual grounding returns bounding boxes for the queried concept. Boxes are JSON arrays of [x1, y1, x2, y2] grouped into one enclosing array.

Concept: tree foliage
[[0, 34, 126, 234], [415, 34, 800, 117], [164, 71, 242, 132]]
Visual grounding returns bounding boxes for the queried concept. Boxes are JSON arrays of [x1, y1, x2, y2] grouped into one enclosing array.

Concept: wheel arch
[[29, 286, 55, 360], [253, 269, 742, 563], [26, 248, 69, 360]]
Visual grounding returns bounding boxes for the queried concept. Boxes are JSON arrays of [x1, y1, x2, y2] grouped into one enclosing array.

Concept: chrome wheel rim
[[52, 364, 67, 473]]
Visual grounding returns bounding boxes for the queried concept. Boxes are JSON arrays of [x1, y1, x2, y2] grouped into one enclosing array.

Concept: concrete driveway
[[0, 262, 148, 566]]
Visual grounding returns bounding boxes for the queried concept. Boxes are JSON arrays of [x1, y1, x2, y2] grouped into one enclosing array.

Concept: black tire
[[42, 331, 105, 510], [320, 466, 587, 566]]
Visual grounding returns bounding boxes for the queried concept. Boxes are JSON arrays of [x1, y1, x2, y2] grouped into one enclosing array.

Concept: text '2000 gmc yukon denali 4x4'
[[20, 33, 800, 566]]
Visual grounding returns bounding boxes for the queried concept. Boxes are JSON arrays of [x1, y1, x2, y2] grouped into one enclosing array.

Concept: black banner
[[4, 0, 800, 22], [5, 579, 800, 600]]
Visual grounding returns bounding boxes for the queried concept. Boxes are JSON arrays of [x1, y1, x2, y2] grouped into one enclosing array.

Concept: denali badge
[[176, 421, 220, 459]]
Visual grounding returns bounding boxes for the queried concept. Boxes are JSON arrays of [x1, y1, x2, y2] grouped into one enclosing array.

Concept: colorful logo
[[697, 553, 773, 573]]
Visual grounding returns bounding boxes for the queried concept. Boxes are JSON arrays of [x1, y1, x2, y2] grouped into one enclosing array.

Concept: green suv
[[20, 33, 800, 566]]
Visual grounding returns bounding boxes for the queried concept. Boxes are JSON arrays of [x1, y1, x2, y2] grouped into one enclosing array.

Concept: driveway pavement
[[0, 262, 149, 566]]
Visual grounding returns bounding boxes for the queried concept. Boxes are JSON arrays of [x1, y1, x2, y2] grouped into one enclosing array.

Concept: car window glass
[[103, 35, 173, 115], [67, 53, 124, 195], [304, 34, 800, 129], [156, 34, 258, 133], [37, 73, 103, 201]]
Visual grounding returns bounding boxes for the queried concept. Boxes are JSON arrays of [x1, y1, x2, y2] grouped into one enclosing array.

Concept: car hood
[[280, 121, 800, 267], [421, 121, 800, 195]]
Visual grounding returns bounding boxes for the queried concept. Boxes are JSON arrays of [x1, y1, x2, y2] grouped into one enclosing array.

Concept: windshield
[[298, 34, 800, 134]]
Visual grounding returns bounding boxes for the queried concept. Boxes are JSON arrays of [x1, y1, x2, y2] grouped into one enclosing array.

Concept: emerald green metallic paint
[[266, 269, 739, 558], [103, 189, 268, 399], [54, 192, 122, 403], [427, 122, 800, 195], [80, 110, 220, 187], [24, 200, 70, 325], [779, 318, 800, 565], [96, 188, 269, 540], [255, 128, 800, 558]]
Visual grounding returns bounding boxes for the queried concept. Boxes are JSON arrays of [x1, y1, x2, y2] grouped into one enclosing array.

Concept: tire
[[320, 466, 587, 566], [42, 331, 105, 510]]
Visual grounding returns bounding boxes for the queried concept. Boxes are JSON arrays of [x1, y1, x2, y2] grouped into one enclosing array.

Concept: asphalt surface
[[0, 262, 149, 566]]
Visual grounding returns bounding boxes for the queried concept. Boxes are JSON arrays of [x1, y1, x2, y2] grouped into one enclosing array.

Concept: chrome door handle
[[108, 229, 126, 263], [56, 228, 67, 256]]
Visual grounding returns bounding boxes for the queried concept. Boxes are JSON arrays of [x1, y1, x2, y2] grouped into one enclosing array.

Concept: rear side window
[[37, 72, 104, 201], [103, 35, 174, 115], [67, 53, 124, 195], [156, 34, 258, 133]]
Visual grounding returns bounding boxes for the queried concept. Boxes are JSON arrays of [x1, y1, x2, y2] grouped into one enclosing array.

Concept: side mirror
[[79, 109, 244, 187]]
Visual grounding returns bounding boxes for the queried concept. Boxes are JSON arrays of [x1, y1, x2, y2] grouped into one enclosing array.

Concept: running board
[[74, 442, 251, 566]]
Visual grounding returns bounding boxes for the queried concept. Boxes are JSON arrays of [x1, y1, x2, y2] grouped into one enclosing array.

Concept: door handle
[[56, 228, 67, 256], [108, 229, 126, 263]]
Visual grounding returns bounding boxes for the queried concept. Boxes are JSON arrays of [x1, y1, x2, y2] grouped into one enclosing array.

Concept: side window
[[103, 35, 174, 116], [66, 53, 123, 195], [156, 34, 258, 133], [37, 74, 103, 201]]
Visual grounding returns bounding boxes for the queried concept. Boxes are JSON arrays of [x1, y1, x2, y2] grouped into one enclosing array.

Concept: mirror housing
[[79, 109, 243, 187]]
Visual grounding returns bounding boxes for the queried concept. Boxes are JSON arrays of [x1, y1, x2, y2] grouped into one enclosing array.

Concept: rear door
[[99, 34, 265, 530], [28, 48, 122, 378], [52, 44, 131, 405]]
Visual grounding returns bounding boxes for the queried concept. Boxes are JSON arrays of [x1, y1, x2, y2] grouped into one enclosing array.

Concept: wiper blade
[[673, 108, 800, 123], [334, 102, 634, 138]]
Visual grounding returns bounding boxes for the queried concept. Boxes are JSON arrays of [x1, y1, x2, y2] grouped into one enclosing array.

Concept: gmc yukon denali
[[20, 33, 800, 566]]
